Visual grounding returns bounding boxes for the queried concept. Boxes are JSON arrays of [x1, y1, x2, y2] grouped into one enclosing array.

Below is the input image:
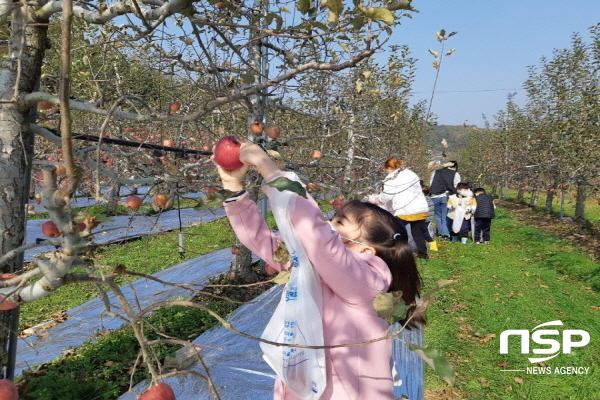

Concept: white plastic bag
[[452, 207, 466, 233], [260, 173, 326, 400]]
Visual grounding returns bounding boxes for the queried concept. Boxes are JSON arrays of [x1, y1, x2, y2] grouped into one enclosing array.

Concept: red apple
[[264, 125, 281, 139], [163, 139, 175, 147], [169, 101, 181, 113], [41, 220, 61, 238], [125, 196, 143, 210], [310, 150, 322, 160], [213, 136, 244, 170], [221, 60, 231, 66], [249, 120, 264, 135], [139, 382, 175, 400], [34, 199, 41, 205], [153, 194, 170, 209], [231, 246, 240, 255], [77, 222, 87, 233], [331, 199, 343, 209], [0, 275, 19, 311], [37, 100, 54, 111], [124, 127, 135, 133], [0, 379, 18, 399], [27, 205, 35, 211]]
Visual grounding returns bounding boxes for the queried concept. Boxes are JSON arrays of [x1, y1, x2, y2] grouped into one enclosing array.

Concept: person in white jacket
[[369, 158, 430, 259]]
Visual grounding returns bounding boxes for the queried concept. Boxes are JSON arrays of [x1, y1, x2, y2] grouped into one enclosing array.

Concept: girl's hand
[[211, 155, 249, 192], [238, 142, 280, 181]]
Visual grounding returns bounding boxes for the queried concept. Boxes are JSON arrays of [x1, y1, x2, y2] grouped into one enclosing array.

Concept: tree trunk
[[0, 4, 48, 374], [574, 180, 587, 221], [545, 190, 555, 214], [516, 187, 525, 202]]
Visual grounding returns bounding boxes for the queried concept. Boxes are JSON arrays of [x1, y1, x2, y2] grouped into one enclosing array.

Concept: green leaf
[[325, 0, 343, 25], [408, 343, 455, 385], [447, 31, 458, 38], [297, 0, 311, 15], [386, 0, 415, 11], [273, 269, 291, 284], [364, 7, 395, 26], [374, 291, 409, 324], [338, 42, 350, 52], [267, 177, 307, 198]]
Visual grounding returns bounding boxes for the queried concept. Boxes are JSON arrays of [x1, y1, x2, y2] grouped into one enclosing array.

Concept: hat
[[444, 160, 458, 169]]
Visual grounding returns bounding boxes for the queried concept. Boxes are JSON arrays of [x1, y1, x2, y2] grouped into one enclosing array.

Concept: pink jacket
[[224, 190, 395, 400]]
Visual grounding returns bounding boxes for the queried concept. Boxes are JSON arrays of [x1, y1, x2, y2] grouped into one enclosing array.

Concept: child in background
[[420, 181, 438, 251], [471, 187, 496, 244], [213, 141, 423, 400], [447, 182, 474, 244]]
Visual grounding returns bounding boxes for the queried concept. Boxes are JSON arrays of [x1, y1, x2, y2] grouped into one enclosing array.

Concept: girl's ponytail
[[337, 200, 424, 329]]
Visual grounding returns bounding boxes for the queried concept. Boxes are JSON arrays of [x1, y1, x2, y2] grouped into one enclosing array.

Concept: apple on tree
[[153, 194, 171, 209], [125, 196, 143, 210], [41, 220, 61, 238], [310, 150, 322, 160], [264, 125, 281, 139], [0, 274, 20, 311], [169, 101, 181, 113], [249, 120, 264, 135]]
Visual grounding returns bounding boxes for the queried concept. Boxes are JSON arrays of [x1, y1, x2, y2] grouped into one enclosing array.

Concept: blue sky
[[389, 1, 599, 126]]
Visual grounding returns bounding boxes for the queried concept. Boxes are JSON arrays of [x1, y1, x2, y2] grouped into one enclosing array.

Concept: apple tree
[[0, 0, 420, 379]]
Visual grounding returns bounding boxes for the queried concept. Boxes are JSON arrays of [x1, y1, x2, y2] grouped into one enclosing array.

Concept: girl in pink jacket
[[214, 142, 423, 400]]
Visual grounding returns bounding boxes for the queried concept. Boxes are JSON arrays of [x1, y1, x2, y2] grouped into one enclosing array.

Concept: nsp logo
[[499, 320, 590, 363]]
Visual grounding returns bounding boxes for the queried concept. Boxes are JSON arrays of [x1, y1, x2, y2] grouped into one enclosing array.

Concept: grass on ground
[[423, 207, 600, 400]]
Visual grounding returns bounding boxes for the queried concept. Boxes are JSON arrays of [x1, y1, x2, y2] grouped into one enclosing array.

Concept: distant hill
[[427, 125, 471, 155]]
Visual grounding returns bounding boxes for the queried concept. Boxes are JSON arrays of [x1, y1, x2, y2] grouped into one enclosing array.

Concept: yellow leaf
[[273, 269, 291, 285]]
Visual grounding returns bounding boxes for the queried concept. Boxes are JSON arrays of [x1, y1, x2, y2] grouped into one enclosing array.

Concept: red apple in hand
[[41, 220, 61, 238], [213, 136, 244, 170], [139, 382, 175, 400], [0, 379, 17, 400]]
